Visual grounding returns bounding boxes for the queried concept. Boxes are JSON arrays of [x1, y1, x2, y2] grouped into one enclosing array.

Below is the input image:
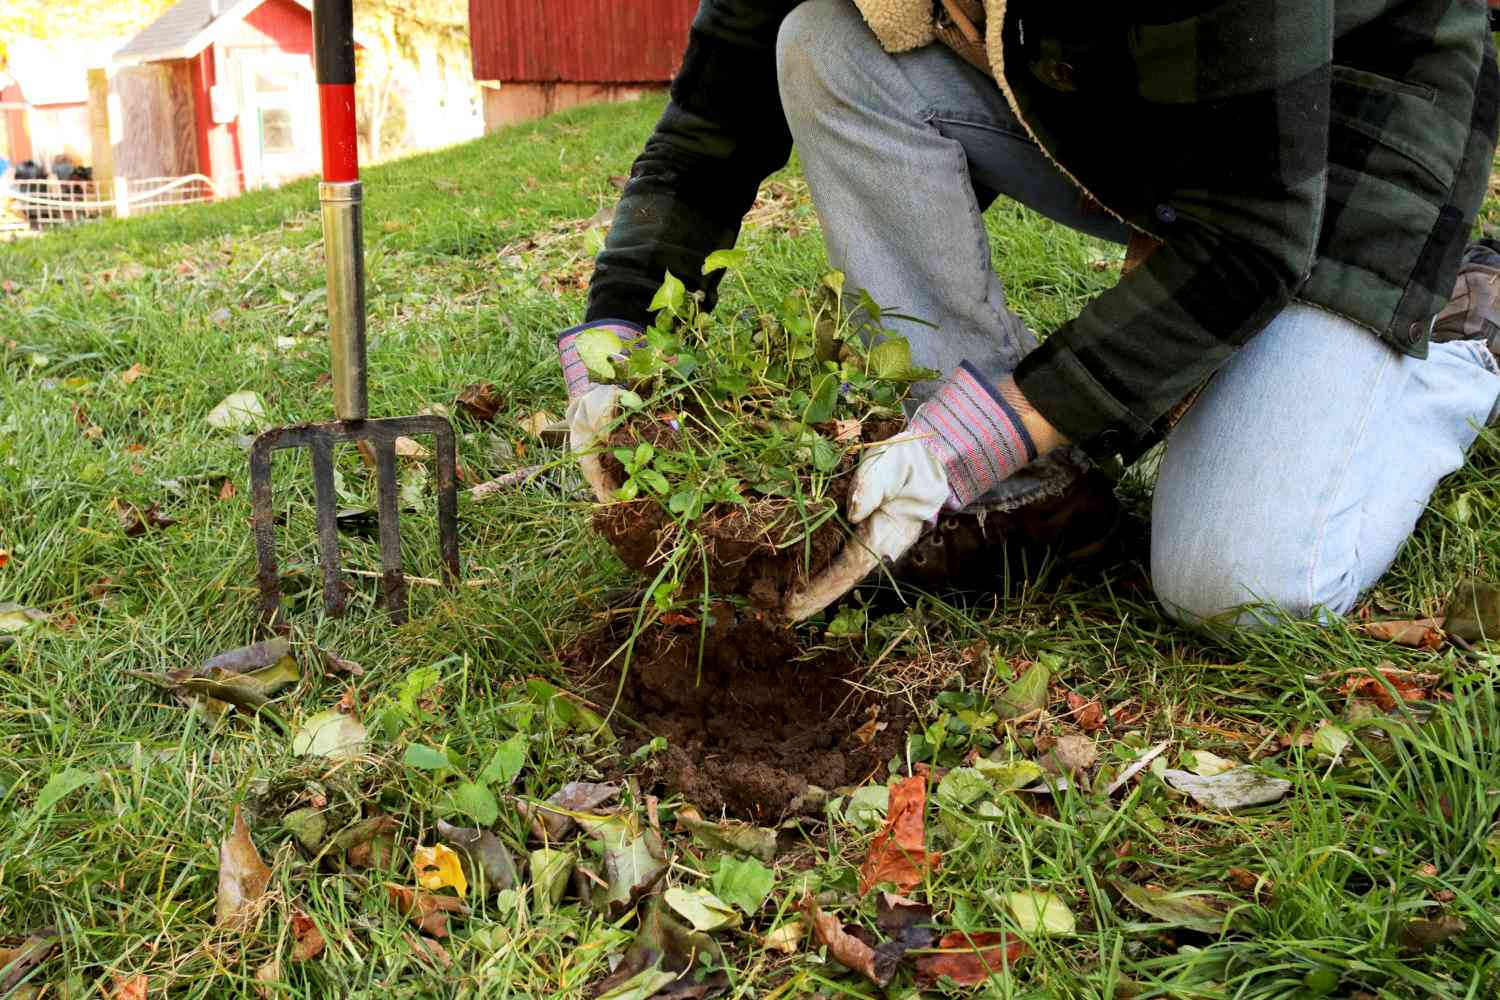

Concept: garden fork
[[249, 0, 459, 625]]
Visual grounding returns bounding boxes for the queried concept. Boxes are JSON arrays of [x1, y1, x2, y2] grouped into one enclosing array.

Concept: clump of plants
[[576, 251, 934, 611]]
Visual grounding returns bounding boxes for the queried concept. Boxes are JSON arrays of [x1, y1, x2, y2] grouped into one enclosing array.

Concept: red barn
[[468, 0, 697, 129], [113, 0, 344, 195]]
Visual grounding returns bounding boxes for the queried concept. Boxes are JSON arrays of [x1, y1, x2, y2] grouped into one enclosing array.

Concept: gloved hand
[[558, 320, 642, 502], [783, 362, 1037, 621]]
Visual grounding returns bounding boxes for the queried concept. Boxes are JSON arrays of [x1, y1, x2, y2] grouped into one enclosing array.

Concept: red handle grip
[[312, 0, 358, 182]]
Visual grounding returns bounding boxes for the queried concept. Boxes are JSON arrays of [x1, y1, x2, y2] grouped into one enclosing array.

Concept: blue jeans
[[776, 0, 1500, 625]]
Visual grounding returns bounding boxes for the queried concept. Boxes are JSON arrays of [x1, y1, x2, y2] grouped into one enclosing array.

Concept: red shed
[[113, 0, 352, 195], [469, 0, 697, 129]]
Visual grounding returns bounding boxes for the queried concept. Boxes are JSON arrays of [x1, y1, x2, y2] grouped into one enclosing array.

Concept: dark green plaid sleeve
[[586, 0, 801, 326], [1013, 5, 1335, 458]]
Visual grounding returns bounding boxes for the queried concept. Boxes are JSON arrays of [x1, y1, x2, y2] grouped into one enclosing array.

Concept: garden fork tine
[[248, 0, 459, 626]]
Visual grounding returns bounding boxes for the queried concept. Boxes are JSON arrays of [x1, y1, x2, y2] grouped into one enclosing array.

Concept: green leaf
[[973, 758, 1043, 792], [529, 847, 573, 911], [639, 469, 671, 496], [1311, 723, 1350, 759], [711, 855, 775, 915], [936, 767, 991, 807], [804, 372, 839, 424], [1005, 890, 1076, 935], [477, 733, 527, 787], [676, 806, 778, 861], [868, 338, 913, 380], [577, 328, 625, 383], [648, 270, 686, 316], [826, 606, 866, 638], [582, 224, 607, 258], [822, 269, 846, 301], [663, 886, 741, 932], [702, 248, 748, 275], [292, 709, 367, 760], [810, 436, 841, 473], [442, 781, 501, 826], [1113, 879, 1230, 934], [617, 389, 644, 409], [396, 665, 442, 718], [996, 660, 1050, 719], [597, 965, 679, 1000], [583, 812, 668, 916], [31, 768, 95, 820], [402, 743, 452, 771], [668, 489, 703, 519], [615, 478, 640, 502], [842, 784, 890, 831]]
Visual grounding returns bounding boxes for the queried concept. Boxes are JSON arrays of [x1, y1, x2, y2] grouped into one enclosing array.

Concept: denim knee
[[776, 0, 855, 124], [1150, 538, 1362, 629]]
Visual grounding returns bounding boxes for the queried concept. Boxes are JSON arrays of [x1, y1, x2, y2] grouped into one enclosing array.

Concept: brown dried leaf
[[393, 436, 431, 460], [119, 502, 177, 537], [833, 418, 863, 442], [1066, 691, 1105, 732], [406, 933, 452, 968], [1363, 618, 1444, 649], [290, 910, 325, 961], [113, 974, 148, 1000], [456, 382, 503, 422], [799, 895, 896, 986], [217, 806, 272, 928], [1399, 915, 1467, 953], [321, 648, 365, 676], [385, 884, 470, 938], [915, 931, 1029, 988], [859, 774, 941, 895], [120, 363, 145, 386], [1340, 664, 1439, 711], [218, 479, 237, 501]]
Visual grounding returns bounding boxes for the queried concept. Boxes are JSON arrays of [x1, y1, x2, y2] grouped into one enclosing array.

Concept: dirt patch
[[565, 606, 910, 822]]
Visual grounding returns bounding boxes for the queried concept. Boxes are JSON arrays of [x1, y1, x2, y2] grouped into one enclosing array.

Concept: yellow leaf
[[413, 843, 468, 897], [217, 805, 272, 928]]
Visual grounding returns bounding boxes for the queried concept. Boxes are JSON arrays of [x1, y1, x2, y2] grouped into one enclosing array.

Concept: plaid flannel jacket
[[585, 0, 1500, 461]]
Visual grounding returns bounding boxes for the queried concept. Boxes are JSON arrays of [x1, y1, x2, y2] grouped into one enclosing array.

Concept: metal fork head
[[249, 414, 460, 626]]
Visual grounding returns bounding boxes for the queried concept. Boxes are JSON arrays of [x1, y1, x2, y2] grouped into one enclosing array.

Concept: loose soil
[[565, 605, 911, 821]]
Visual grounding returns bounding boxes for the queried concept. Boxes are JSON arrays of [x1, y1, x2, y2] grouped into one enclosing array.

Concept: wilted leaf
[[1362, 618, 1444, 649], [761, 920, 805, 953], [120, 363, 145, 386], [292, 709, 365, 760], [520, 410, 560, 439], [676, 805, 777, 861], [1065, 692, 1104, 731], [217, 806, 273, 928], [1113, 880, 1229, 933], [1399, 915, 1467, 953], [915, 931, 1028, 988], [664, 886, 741, 932], [320, 649, 364, 676], [527, 780, 619, 840], [290, 910, 325, 961], [800, 895, 896, 986], [393, 436, 430, 460], [1162, 768, 1290, 812], [0, 929, 59, 994], [385, 884, 471, 938], [936, 767, 992, 807], [859, 774, 941, 895], [1005, 891, 1076, 935], [455, 382, 503, 422], [1043, 734, 1098, 776], [876, 891, 936, 962], [594, 898, 727, 999], [207, 390, 268, 431], [997, 660, 1049, 719], [414, 843, 468, 897], [406, 933, 452, 968], [1187, 751, 1237, 777], [973, 758, 1044, 792], [205, 638, 291, 674], [1311, 723, 1350, 759], [1443, 579, 1500, 642], [0, 603, 47, 633], [833, 418, 862, 442], [528, 848, 573, 911], [282, 807, 327, 853], [711, 855, 774, 915], [596, 965, 679, 1000], [584, 812, 668, 915], [436, 820, 518, 896], [1339, 665, 1439, 710], [118, 502, 177, 537]]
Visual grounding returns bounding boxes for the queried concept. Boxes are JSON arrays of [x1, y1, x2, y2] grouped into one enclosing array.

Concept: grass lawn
[[3, 94, 1500, 998]]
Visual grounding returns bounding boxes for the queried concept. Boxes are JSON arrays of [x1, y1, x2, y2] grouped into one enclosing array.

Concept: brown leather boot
[[888, 468, 1126, 594]]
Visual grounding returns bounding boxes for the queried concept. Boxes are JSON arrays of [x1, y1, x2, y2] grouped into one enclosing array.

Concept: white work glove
[[566, 384, 624, 503], [782, 434, 949, 621]]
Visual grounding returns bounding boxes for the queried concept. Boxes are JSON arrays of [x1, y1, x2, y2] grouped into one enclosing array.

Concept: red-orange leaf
[[915, 931, 1029, 988], [859, 774, 941, 895], [1065, 692, 1105, 732]]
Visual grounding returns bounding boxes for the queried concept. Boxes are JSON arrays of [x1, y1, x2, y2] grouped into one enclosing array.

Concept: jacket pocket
[[1329, 64, 1461, 188], [1331, 65, 1435, 103]]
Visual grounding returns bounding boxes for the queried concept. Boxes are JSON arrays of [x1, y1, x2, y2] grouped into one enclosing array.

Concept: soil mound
[[566, 606, 908, 821]]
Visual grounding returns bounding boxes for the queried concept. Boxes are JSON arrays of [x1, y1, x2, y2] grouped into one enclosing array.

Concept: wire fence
[[1, 174, 222, 235]]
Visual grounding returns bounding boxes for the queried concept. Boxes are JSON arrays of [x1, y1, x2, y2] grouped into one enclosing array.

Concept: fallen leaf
[[711, 855, 775, 915], [0, 930, 60, 994], [205, 638, 292, 674], [914, 931, 1028, 988], [0, 550, 8, 568], [1187, 750, 1237, 777], [282, 808, 327, 853], [1311, 722, 1351, 759], [593, 898, 727, 998], [996, 660, 1049, 720], [876, 891, 936, 960], [520, 411, 558, 438], [118, 502, 177, 537], [413, 843, 468, 897], [1162, 768, 1290, 812], [762, 920, 805, 954], [456, 382, 503, 422], [385, 884, 471, 937], [113, 974, 147, 1000], [1399, 915, 1467, 953], [859, 774, 941, 895], [1005, 890, 1076, 935], [206, 390, 268, 431], [583, 812, 668, 915], [675, 805, 778, 861], [290, 910, 325, 961], [527, 848, 573, 911], [1066, 692, 1104, 731], [435, 820, 518, 896], [800, 895, 897, 986], [320, 649, 364, 676], [120, 363, 145, 386], [596, 965, 679, 1000], [1042, 734, 1098, 776], [0, 603, 47, 633], [218, 479, 237, 501], [973, 758, 1044, 792], [405, 933, 452, 968], [1363, 618, 1444, 649], [833, 418, 862, 442], [1340, 665, 1439, 710], [526, 780, 620, 840], [1444, 579, 1500, 642], [1113, 880, 1229, 933], [664, 886, 741, 932], [393, 436, 430, 460], [254, 958, 280, 996], [292, 709, 367, 760], [217, 806, 273, 928]]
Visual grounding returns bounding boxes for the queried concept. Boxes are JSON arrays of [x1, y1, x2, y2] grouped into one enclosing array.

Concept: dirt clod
[[567, 607, 908, 821]]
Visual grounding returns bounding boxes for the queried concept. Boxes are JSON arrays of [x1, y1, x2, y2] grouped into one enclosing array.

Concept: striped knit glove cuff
[[558, 320, 644, 398], [908, 362, 1037, 510]]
